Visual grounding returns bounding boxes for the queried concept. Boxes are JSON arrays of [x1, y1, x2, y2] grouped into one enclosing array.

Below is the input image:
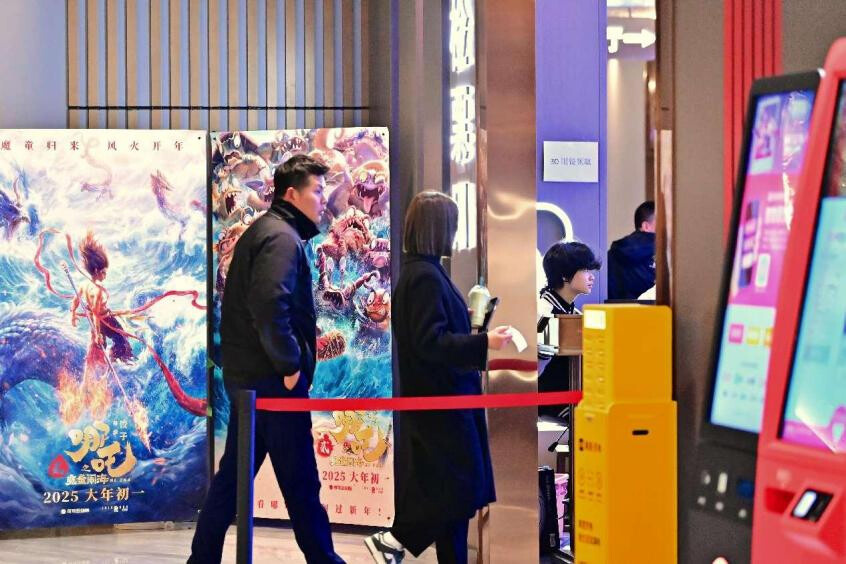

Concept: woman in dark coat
[[365, 191, 513, 564]]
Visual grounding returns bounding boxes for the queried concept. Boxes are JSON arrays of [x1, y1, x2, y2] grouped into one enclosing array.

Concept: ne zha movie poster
[[0, 130, 209, 529]]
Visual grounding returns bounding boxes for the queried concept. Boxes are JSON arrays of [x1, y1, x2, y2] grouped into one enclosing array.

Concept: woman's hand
[[486, 325, 513, 350]]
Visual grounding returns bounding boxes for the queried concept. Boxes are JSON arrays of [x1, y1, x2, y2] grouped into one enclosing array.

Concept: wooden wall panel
[[67, 0, 370, 131]]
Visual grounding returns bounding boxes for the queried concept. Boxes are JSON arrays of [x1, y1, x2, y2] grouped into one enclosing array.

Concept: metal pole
[[568, 355, 581, 559], [236, 389, 256, 564]]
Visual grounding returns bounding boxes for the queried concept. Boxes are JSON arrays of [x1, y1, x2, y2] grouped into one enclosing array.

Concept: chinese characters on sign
[[0, 129, 208, 530], [40, 420, 139, 514], [543, 141, 600, 183], [0, 139, 187, 152], [449, 0, 478, 251], [65, 421, 137, 478]]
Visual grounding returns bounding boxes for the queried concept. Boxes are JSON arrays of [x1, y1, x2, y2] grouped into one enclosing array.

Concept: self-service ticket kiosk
[[689, 72, 820, 563], [752, 39, 846, 563]]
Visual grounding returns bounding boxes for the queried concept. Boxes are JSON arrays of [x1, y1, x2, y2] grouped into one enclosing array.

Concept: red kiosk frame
[[752, 38, 846, 563]]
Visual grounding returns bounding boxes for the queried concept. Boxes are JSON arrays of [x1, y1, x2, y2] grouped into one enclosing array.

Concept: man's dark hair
[[634, 201, 655, 231], [273, 154, 330, 202], [543, 241, 601, 290]]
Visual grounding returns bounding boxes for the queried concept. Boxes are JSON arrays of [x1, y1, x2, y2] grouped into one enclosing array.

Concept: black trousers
[[188, 377, 344, 564], [391, 518, 470, 564], [538, 355, 571, 418]]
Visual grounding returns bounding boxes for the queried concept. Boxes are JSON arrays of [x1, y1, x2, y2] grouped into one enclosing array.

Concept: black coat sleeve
[[246, 231, 301, 376], [407, 268, 488, 371], [607, 247, 626, 300]]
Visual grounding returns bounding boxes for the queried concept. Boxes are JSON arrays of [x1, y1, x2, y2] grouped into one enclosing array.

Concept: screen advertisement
[[781, 82, 846, 453], [711, 90, 816, 433]]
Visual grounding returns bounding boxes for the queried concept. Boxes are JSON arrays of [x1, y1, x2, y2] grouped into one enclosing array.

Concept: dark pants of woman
[[391, 518, 470, 564]]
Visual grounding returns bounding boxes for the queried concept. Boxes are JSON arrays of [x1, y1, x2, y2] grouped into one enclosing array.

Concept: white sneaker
[[364, 531, 405, 564]]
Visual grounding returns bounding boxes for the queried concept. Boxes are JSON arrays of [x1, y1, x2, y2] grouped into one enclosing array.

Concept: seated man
[[607, 201, 656, 300]]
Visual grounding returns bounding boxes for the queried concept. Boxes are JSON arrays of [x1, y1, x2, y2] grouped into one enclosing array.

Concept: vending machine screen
[[710, 89, 816, 433], [780, 83, 846, 453]]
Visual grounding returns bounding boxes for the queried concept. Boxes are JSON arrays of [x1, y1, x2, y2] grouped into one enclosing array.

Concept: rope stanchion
[[236, 390, 256, 564], [234, 361, 581, 564], [255, 390, 582, 413]]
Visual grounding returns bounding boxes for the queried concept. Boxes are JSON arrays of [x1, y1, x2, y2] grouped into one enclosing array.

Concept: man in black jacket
[[607, 201, 656, 300], [188, 155, 344, 564]]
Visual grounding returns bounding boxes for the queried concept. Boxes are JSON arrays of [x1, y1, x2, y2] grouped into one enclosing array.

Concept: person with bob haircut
[[537, 241, 601, 417], [539, 241, 602, 316], [365, 191, 513, 564]]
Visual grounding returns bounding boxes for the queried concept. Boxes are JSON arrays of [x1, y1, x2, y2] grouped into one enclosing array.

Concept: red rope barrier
[[255, 390, 582, 412], [488, 358, 538, 372]]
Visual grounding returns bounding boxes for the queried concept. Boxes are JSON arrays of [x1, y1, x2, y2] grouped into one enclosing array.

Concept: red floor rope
[[255, 390, 582, 412]]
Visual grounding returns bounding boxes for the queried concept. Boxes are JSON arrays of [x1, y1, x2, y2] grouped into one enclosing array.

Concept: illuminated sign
[[452, 181, 477, 252], [449, 0, 475, 73], [449, 0, 477, 250], [450, 85, 476, 166], [607, 18, 656, 60]]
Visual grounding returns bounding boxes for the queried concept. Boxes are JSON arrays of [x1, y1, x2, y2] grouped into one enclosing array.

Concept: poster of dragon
[[0, 130, 209, 529], [210, 127, 394, 526]]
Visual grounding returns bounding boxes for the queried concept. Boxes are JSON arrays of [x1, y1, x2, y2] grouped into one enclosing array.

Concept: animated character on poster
[[33, 228, 207, 450], [0, 131, 208, 530], [210, 127, 394, 525], [211, 128, 393, 375], [0, 175, 38, 240]]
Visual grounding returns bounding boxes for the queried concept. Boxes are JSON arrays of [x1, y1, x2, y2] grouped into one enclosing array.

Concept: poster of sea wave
[[0, 130, 209, 529], [210, 128, 394, 526]]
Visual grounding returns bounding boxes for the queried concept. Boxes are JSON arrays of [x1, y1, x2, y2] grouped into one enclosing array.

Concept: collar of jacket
[[404, 253, 443, 265], [539, 286, 575, 315], [270, 200, 320, 241]]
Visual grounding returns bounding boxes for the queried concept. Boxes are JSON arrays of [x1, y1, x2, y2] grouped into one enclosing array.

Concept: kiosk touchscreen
[[752, 39, 846, 564], [689, 72, 819, 563]]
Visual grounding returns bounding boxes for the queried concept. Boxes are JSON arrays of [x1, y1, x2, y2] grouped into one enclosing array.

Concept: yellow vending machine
[[574, 305, 676, 563]]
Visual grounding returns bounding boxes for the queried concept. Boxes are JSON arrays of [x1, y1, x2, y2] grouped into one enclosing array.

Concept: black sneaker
[[364, 531, 405, 564]]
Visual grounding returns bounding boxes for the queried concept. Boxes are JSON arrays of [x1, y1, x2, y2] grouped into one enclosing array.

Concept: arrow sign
[[622, 28, 656, 48], [607, 19, 657, 58]]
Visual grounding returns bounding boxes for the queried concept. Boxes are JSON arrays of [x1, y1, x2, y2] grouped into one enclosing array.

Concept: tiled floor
[[0, 524, 440, 563]]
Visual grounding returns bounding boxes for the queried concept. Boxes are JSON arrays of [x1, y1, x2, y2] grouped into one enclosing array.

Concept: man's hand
[[283, 371, 301, 391]]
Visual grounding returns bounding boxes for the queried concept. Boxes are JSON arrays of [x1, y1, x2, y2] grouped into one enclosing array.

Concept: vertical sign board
[[210, 128, 394, 525], [0, 130, 209, 529]]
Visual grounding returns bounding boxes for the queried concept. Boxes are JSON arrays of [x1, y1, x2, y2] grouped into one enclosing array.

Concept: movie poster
[[0, 130, 209, 529], [210, 128, 394, 526]]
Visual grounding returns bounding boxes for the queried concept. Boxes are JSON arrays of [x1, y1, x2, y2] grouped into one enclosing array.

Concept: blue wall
[[536, 0, 608, 304], [0, 0, 66, 128]]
